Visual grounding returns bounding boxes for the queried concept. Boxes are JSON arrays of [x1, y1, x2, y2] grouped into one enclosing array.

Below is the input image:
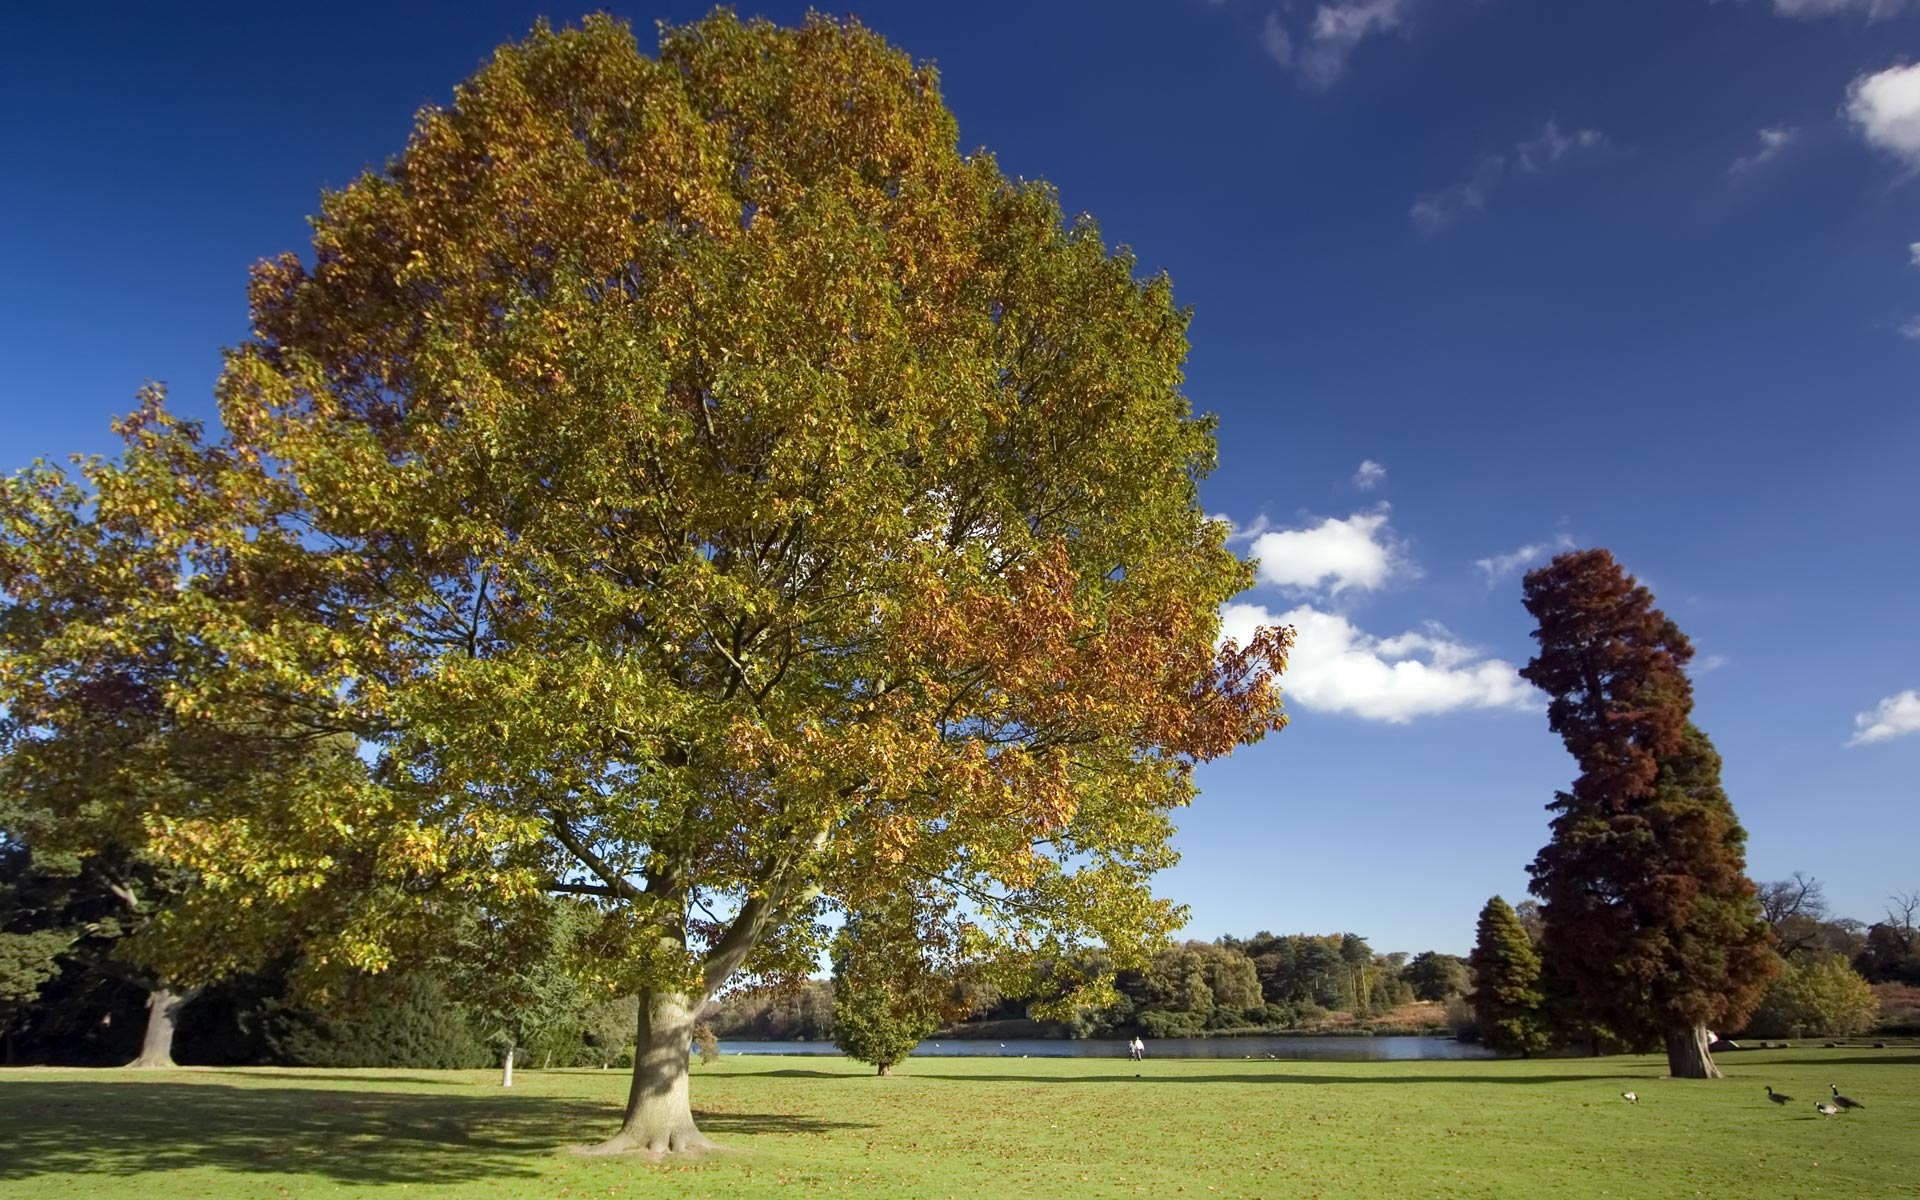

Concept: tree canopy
[[0, 12, 1287, 1150]]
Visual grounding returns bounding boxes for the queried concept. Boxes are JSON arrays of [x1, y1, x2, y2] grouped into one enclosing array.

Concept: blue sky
[[2, 0, 1915, 955]]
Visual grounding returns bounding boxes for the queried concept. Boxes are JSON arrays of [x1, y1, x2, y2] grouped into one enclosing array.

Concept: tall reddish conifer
[[1520, 549, 1773, 1079]]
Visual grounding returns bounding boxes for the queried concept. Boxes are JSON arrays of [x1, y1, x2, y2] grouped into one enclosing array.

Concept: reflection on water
[[718, 1035, 1496, 1061]]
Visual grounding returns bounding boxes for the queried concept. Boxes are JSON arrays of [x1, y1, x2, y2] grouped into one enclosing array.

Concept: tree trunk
[[1665, 1023, 1722, 1079], [583, 989, 714, 1155], [127, 985, 192, 1069], [877, 1062, 892, 1077], [501, 1044, 515, 1088]]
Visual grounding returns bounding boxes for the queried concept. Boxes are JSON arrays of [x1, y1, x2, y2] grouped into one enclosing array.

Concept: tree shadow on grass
[[0, 1079, 861, 1187], [883, 1071, 1640, 1086]]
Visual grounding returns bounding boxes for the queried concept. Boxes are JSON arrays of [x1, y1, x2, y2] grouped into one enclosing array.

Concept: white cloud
[[1260, 0, 1411, 88], [1261, 12, 1294, 65], [1772, 0, 1912, 16], [1213, 512, 1276, 545], [1515, 119, 1611, 173], [1729, 126, 1799, 177], [1697, 654, 1731, 673], [1220, 602, 1538, 723], [1412, 121, 1610, 234], [1247, 509, 1409, 595], [1902, 316, 1920, 340], [1473, 533, 1576, 586], [1847, 63, 1920, 170], [1846, 689, 1920, 746], [1910, 241, 1920, 266], [1300, 0, 1411, 88], [1351, 459, 1387, 490]]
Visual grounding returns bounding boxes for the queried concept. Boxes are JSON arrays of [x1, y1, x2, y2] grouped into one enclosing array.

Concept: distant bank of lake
[[719, 1035, 1496, 1061]]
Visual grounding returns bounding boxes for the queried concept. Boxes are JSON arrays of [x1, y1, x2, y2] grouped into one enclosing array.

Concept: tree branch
[[548, 817, 645, 902]]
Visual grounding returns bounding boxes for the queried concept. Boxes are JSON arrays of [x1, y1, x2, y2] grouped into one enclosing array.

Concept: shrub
[[1742, 954, 1878, 1040], [270, 973, 491, 1069]]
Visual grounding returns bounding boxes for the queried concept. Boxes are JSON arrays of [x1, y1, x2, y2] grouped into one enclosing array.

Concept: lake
[[718, 1035, 1496, 1061]]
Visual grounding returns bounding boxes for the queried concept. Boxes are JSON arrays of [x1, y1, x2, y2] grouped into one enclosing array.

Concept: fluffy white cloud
[[1910, 241, 1920, 266], [1474, 533, 1575, 586], [1247, 509, 1408, 595], [1847, 63, 1920, 170], [1847, 689, 1920, 746], [1351, 459, 1387, 490], [1220, 602, 1537, 723], [1412, 120, 1610, 234], [1729, 126, 1799, 177], [1772, 0, 1912, 16], [1902, 316, 1920, 340]]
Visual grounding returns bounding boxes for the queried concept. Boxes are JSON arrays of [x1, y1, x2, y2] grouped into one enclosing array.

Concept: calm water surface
[[718, 1035, 1495, 1061]]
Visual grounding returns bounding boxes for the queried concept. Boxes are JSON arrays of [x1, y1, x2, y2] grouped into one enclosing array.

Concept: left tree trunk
[[877, 1062, 893, 1077], [1664, 1023, 1722, 1079], [127, 985, 193, 1069], [584, 989, 714, 1156]]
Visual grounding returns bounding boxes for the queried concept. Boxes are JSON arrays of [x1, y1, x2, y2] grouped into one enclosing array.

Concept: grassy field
[[1, 1047, 1914, 1199]]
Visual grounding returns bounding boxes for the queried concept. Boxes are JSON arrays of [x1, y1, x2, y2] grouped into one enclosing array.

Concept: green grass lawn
[[1, 1047, 1914, 1199]]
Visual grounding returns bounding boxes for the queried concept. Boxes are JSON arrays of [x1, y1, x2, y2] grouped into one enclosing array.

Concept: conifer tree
[[1468, 896, 1549, 1056], [1520, 549, 1774, 1078]]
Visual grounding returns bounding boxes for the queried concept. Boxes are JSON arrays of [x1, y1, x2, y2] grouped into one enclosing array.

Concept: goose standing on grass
[[1621, 1092, 1638, 1103], [1830, 1085, 1863, 1110], [1815, 1102, 1840, 1116], [1766, 1086, 1792, 1106]]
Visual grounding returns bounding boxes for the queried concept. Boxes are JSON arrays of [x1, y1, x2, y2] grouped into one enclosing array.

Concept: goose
[[1815, 1102, 1840, 1116], [1621, 1091, 1638, 1103], [1765, 1086, 1792, 1105], [1829, 1085, 1863, 1110]]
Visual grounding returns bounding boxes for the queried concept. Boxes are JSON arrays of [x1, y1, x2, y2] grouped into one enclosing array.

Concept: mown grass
[[1, 1047, 1914, 1198]]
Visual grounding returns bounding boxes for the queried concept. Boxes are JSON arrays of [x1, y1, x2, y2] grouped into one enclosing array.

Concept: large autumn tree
[[0, 401, 393, 1067], [7, 14, 1288, 1151], [1519, 549, 1772, 1079]]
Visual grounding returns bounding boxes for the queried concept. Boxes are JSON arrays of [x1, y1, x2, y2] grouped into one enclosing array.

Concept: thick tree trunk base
[[877, 1063, 893, 1077], [1664, 1024, 1723, 1079], [125, 985, 191, 1069], [576, 1127, 722, 1158], [591, 989, 720, 1156]]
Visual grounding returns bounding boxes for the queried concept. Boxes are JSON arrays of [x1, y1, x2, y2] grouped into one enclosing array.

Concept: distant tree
[[1520, 549, 1775, 1079], [1742, 954, 1879, 1040], [1759, 873, 1832, 959], [831, 892, 965, 1076], [1403, 952, 1471, 1002], [1855, 891, 1920, 984], [1512, 901, 1546, 946], [268, 972, 491, 1069], [1468, 897, 1549, 1056]]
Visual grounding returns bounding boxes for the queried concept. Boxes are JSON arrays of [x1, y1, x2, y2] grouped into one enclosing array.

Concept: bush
[[1444, 996, 1479, 1042], [270, 973, 491, 1069], [1138, 1009, 1206, 1038], [1742, 954, 1878, 1040]]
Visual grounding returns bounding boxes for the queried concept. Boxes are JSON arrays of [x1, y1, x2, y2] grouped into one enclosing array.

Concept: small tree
[[1403, 951, 1471, 1003], [1468, 896, 1549, 1056], [831, 890, 968, 1076], [1744, 954, 1880, 1039], [1520, 549, 1774, 1078]]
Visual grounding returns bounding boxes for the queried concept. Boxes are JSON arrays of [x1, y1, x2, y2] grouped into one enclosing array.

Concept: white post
[[501, 1046, 514, 1088]]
